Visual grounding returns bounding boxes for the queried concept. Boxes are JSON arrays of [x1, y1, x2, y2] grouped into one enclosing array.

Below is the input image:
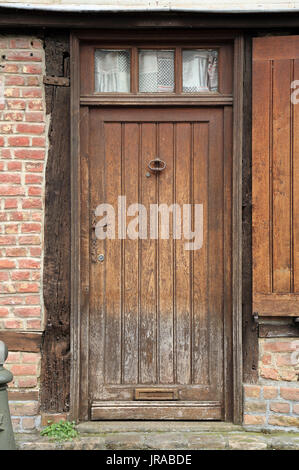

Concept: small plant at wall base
[[40, 421, 79, 442]]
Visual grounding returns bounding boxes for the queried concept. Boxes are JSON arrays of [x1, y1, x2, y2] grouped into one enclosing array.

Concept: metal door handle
[[148, 158, 166, 173]]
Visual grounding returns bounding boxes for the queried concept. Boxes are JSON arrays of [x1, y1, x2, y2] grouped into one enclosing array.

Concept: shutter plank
[[272, 60, 292, 293], [252, 59, 271, 294]]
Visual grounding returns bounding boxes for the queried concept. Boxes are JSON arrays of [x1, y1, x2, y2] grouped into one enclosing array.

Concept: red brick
[[25, 162, 43, 172], [22, 65, 42, 74], [0, 259, 16, 269], [23, 353, 39, 364], [16, 123, 45, 135], [15, 283, 39, 293], [26, 76, 40, 86], [18, 377, 37, 388], [7, 161, 22, 171], [293, 404, 299, 414], [264, 341, 297, 353], [19, 236, 40, 245], [6, 247, 27, 257], [0, 123, 13, 133], [0, 235, 17, 245], [14, 149, 45, 160], [19, 259, 40, 269], [25, 112, 44, 123], [0, 296, 23, 305], [243, 415, 266, 426], [0, 272, 9, 281], [7, 100, 26, 110], [28, 187, 42, 196], [280, 387, 299, 401], [0, 307, 9, 317], [22, 88, 42, 98], [5, 76, 25, 86], [0, 137, 5, 147], [270, 402, 290, 413], [3, 64, 19, 73], [11, 271, 30, 281], [32, 137, 45, 147], [260, 366, 279, 381], [9, 38, 31, 49], [4, 199, 18, 209], [4, 319, 22, 329], [9, 400, 39, 415], [25, 295, 40, 304], [4, 111, 23, 121], [0, 173, 21, 183], [244, 385, 261, 398], [263, 386, 278, 399], [5, 224, 18, 234], [21, 223, 41, 233], [4, 88, 20, 98], [14, 307, 41, 317], [8, 136, 30, 147], [26, 319, 41, 329], [0, 186, 25, 196], [25, 174, 42, 184], [28, 100, 43, 111], [22, 199, 42, 209], [29, 247, 41, 257]]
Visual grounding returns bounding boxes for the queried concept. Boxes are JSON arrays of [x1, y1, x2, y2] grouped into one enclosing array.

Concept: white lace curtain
[[95, 49, 130, 93], [182, 50, 218, 93], [139, 50, 174, 93], [94, 48, 218, 93]]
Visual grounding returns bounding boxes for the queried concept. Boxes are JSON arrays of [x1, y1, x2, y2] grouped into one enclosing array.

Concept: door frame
[[69, 29, 244, 424]]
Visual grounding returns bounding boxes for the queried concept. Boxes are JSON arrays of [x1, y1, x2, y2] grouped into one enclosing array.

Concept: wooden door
[[83, 106, 232, 420]]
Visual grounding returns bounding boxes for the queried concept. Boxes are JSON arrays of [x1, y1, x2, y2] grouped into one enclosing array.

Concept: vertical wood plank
[[158, 122, 174, 384], [175, 123, 191, 385], [89, 112, 106, 398], [104, 123, 122, 384], [208, 111, 224, 394], [140, 123, 157, 384], [272, 60, 292, 292], [192, 122, 209, 385], [123, 123, 139, 384], [293, 59, 299, 293], [252, 59, 271, 294]]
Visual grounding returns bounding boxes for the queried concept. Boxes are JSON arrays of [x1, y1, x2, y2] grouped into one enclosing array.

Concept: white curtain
[[139, 50, 174, 93], [183, 50, 218, 93], [95, 50, 130, 93]]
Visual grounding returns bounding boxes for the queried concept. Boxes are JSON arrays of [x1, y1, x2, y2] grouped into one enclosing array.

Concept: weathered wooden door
[[82, 106, 233, 420]]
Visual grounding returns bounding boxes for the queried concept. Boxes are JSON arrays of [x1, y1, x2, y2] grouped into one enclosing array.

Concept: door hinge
[[43, 76, 70, 87]]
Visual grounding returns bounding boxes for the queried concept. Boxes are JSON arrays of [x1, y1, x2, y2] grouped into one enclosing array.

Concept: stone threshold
[[15, 421, 299, 450]]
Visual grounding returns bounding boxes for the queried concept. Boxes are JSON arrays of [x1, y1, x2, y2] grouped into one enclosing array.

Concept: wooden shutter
[[252, 36, 299, 317]]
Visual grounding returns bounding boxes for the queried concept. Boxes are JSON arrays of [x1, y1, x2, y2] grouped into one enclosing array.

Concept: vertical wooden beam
[[242, 34, 259, 384], [70, 32, 81, 422], [232, 34, 244, 424], [41, 34, 71, 413]]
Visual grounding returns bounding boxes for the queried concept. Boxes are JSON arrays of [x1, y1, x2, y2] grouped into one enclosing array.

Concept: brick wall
[[0, 35, 46, 432], [244, 338, 299, 431]]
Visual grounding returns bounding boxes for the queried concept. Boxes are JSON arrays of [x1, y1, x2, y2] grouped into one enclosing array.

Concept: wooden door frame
[[69, 30, 243, 424]]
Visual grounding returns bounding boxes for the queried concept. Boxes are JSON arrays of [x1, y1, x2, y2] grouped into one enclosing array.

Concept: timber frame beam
[[1, 8, 299, 29]]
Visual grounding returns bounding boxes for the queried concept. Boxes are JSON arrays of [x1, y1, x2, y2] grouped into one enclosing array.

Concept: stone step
[[15, 427, 299, 450]]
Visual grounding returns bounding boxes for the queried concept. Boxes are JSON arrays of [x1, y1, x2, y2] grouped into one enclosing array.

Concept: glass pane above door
[[95, 49, 130, 92], [139, 50, 175, 93], [182, 49, 218, 93]]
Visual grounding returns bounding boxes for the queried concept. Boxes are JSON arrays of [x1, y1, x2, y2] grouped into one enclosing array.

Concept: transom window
[[94, 47, 218, 94]]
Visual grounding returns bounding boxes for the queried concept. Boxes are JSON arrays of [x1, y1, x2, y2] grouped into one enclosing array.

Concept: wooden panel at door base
[[91, 401, 222, 420]]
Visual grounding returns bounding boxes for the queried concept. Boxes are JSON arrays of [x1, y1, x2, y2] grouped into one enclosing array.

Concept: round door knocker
[[148, 158, 167, 173]]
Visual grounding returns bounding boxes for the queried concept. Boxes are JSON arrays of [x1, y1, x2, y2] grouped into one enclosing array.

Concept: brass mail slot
[[134, 388, 178, 401]]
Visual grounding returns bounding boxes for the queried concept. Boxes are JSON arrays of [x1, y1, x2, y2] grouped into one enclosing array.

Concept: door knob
[[148, 158, 166, 173]]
